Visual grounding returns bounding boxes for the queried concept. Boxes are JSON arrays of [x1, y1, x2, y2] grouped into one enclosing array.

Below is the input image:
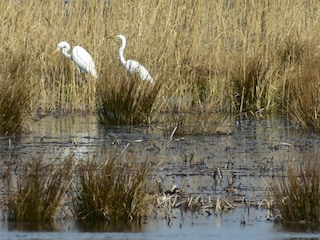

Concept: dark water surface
[[0, 113, 320, 240]]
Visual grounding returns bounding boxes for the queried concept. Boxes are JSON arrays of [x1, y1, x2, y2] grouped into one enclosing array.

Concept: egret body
[[116, 35, 153, 83], [55, 41, 98, 78]]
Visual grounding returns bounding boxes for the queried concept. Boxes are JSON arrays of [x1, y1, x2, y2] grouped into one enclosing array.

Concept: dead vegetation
[[1, 2, 320, 231], [271, 159, 320, 226], [6, 156, 75, 222], [3, 150, 154, 224], [0, 1, 320, 130], [1, 150, 274, 226], [70, 151, 154, 222]]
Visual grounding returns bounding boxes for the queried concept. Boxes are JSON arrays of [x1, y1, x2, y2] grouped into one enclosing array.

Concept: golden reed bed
[[1, 1, 320, 132]]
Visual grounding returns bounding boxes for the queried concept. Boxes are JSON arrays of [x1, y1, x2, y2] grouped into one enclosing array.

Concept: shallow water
[[0, 113, 320, 240]]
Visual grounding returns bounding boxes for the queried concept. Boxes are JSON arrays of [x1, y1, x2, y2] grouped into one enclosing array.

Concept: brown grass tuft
[[271, 159, 320, 225], [280, 39, 320, 129], [70, 150, 154, 223], [97, 73, 162, 125], [6, 156, 75, 222], [0, 52, 32, 135], [229, 53, 269, 112], [4, 150, 157, 224]]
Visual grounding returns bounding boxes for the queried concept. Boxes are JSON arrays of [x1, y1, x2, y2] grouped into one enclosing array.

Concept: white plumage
[[116, 35, 153, 83], [55, 41, 98, 78]]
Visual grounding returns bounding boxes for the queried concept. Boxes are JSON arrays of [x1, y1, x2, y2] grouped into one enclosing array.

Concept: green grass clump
[[7, 156, 75, 222], [272, 159, 320, 225], [71, 151, 154, 223]]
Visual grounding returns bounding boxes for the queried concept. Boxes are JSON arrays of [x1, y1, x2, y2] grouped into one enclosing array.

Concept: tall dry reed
[[1, 1, 320, 128]]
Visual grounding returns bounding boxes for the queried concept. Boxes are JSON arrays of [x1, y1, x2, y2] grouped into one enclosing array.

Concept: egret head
[[57, 41, 70, 50], [52, 41, 70, 55], [115, 35, 126, 42]]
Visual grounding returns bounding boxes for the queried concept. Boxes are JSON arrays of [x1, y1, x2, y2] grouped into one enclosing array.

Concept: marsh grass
[[283, 41, 320, 130], [6, 156, 75, 222], [0, 78, 30, 135], [229, 53, 269, 112], [5, 150, 156, 224], [2, 1, 320, 129], [0, 53, 32, 135], [272, 159, 320, 224], [71, 151, 154, 222], [97, 73, 162, 125]]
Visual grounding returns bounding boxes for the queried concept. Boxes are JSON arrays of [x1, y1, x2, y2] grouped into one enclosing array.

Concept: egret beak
[[51, 48, 59, 56]]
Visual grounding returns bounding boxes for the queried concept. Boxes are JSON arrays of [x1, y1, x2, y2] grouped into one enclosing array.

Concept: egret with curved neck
[[54, 41, 98, 78], [116, 35, 153, 83]]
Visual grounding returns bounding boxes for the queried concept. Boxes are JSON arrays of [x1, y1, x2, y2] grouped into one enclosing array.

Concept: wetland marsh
[[0, 113, 318, 239], [1, 1, 320, 239]]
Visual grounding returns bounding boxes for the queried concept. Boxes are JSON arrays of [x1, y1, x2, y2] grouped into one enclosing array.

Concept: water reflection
[[0, 113, 320, 239], [7, 221, 66, 232], [73, 220, 144, 232], [279, 222, 320, 234]]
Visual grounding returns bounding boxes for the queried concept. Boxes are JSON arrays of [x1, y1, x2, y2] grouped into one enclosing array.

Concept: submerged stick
[[169, 125, 178, 141], [120, 143, 130, 154]]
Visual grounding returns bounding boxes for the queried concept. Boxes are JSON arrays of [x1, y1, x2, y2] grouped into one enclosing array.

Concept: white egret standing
[[54, 41, 98, 78], [116, 35, 154, 83]]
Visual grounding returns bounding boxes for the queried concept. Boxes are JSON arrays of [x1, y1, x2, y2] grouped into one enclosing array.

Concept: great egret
[[54, 41, 98, 78], [116, 35, 154, 83]]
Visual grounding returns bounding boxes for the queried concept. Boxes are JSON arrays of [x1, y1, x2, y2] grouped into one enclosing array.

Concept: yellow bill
[[51, 48, 59, 56]]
